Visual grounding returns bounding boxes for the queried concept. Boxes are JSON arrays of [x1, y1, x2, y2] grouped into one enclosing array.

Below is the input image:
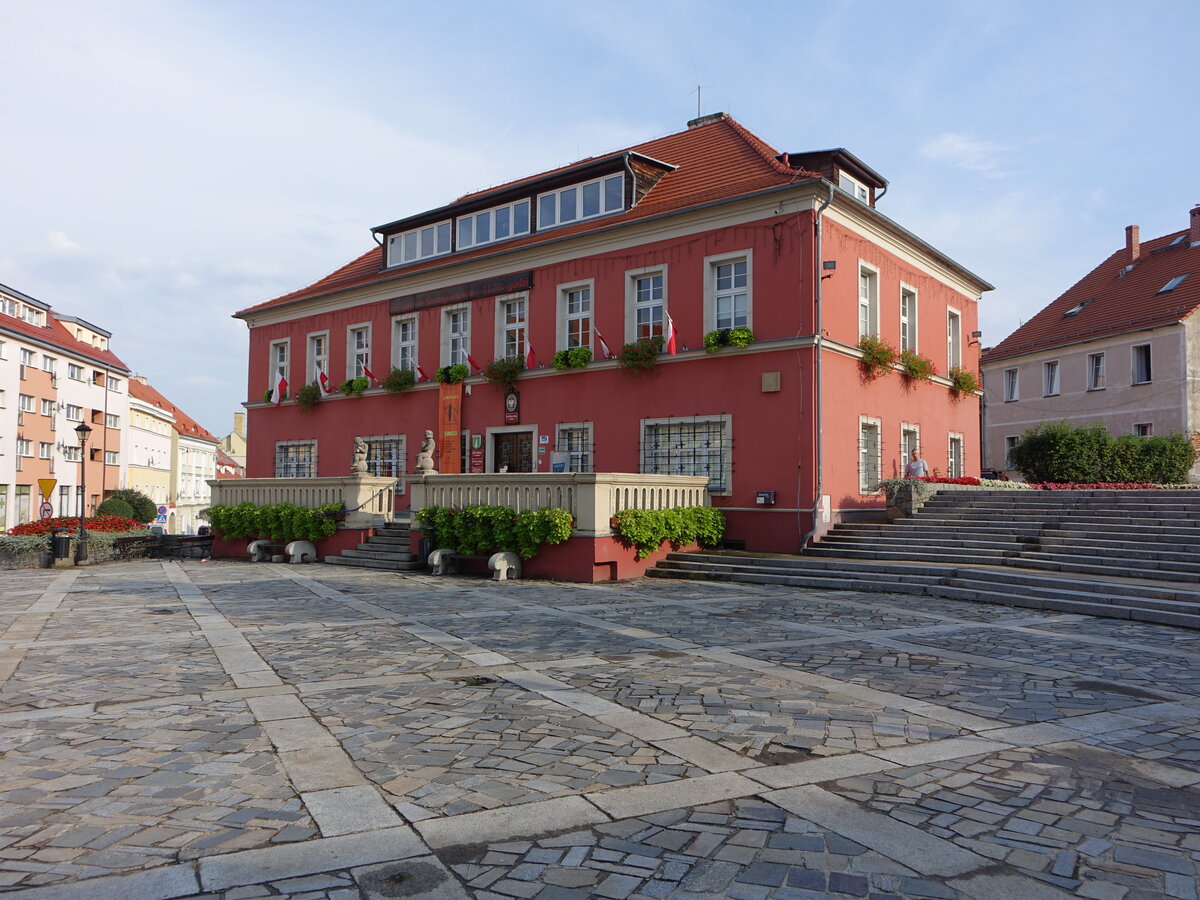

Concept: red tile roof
[[983, 229, 1200, 362], [236, 116, 823, 317], [215, 447, 244, 478], [128, 379, 219, 443], [0, 311, 131, 371]]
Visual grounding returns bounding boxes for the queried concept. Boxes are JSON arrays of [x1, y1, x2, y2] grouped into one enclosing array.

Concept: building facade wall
[[982, 324, 1188, 476]]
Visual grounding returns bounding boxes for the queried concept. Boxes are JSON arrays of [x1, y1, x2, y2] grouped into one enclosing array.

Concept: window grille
[[641, 417, 732, 491], [275, 441, 316, 478]]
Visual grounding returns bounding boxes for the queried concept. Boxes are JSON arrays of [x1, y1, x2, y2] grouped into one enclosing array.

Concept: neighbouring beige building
[[982, 206, 1200, 480]]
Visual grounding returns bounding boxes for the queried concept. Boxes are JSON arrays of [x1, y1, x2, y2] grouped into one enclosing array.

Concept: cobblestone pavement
[[1, 562, 1197, 899]]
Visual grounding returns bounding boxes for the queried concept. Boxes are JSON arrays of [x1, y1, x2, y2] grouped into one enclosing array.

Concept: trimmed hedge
[[205, 502, 342, 542], [611, 506, 726, 560], [417, 505, 573, 559], [1009, 422, 1196, 484]]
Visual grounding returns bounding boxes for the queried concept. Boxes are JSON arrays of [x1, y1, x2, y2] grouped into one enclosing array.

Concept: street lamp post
[[75, 422, 92, 565]]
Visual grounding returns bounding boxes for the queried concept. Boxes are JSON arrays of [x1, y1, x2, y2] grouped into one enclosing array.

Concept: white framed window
[[106, 375, 121, 391], [347, 324, 371, 379], [899, 286, 917, 352], [641, 415, 732, 494], [859, 418, 882, 493], [362, 434, 406, 480], [555, 422, 593, 473], [20, 348, 34, 366], [858, 264, 879, 339], [65, 404, 82, 422], [62, 446, 81, 462], [537, 173, 624, 230], [1004, 436, 1020, 470], [626, 267, 666, 343], [948, 433, 964, 478], [1132, 344, 1152, 384], [68, 363, 85, 381], [0, 338, 5, 359], [41, 355, 55, 373], [839, 171, 869, 202], [1003, 368, 1019, 402], [704, 251, 752, 332], [457, 199, 531, 250], [557, 281, 593, 351], [1043, 360, 1059, 396], [444, 306, 470, 367], [105, 450, 118, 465], [307, 331, 329, 385], [900, 424, 921, 469], [385, 220, 452, 267], [18, 393, 34, 412], [496, 295, 527, 360], [946, 307, 962, 369], [1087, 352, 1105, 390], [105, 413, 119, 428], [17, 439, 32, 457], [269, 339, 289, 388], [392, 316, 418, 372], [1134, 423, 1153, 437], [39, 442, 53, 459], [275, 440, 317, 478]]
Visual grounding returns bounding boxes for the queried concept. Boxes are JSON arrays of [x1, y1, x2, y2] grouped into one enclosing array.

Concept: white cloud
[[919, 132, 1010, 176], [47, 231, 80, 250]]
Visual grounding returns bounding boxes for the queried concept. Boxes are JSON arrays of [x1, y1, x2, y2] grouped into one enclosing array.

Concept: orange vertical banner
[[437, 382, 463, 474]]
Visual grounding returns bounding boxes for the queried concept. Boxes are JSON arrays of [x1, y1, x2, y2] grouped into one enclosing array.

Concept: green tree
[[108, 489, 157, 522]]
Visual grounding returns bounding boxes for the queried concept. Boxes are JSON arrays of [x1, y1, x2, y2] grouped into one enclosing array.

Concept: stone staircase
[[649, 489, 1200, 629], [323, 521, 424, 572]]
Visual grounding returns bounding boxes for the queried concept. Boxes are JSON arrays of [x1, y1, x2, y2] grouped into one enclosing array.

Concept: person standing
[[905, 448, 929, 479]]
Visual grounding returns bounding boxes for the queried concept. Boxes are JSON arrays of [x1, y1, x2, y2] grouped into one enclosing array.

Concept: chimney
[[1191, 204, 1200, 246], [687, 112, 728, 129], [234, 411, 245, 438], [1126, 225, 1140, 264]]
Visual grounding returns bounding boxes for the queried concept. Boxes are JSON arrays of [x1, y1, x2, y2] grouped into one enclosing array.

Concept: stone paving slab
[[1, 560, 1197, 899]]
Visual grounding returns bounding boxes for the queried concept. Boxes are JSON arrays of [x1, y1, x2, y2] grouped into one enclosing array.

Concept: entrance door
[[493, 431, 534, 473]]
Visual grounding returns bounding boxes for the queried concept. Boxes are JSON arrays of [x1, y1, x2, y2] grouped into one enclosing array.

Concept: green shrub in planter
[[703, 327, 756, 353], [340, 376, 369, 397], [296, 383, 322, 410], [382, 367, 416, 395], [618, 336, 664, 376], [481, 357, 525, 392], [96, 497, 135, 519], [552, 347, 593, 370], [435, 364, 469, 384]]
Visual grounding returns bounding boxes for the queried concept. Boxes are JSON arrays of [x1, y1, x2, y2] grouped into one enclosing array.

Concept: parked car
[[980, 468, 1010, 481]]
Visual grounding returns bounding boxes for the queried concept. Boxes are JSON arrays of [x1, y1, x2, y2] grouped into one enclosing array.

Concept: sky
[[2, 0, 1198, 436]]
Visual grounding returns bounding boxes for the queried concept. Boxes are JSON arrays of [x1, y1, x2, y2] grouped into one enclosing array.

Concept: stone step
[[323, 555, 425, 571], [818, 533, 1200, 564], [897, 513, 1200, 529], [339, 548, 419, 562]]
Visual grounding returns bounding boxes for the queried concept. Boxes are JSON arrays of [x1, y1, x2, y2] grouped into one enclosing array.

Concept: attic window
[[838, 172, 869, 203], [1063, 299, 1093, 317], [1158, 274, 1190, 294], [1169, 234, 1186, 248]]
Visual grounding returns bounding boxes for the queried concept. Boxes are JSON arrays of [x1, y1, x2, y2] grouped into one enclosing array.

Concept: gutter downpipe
[[801, 182, 835, 551]]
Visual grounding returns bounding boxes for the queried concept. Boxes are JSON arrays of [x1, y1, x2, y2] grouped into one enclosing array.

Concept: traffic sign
[[38, 479, 57, 501], [39, 502, 54, 520], [157, 505, 168, 516]]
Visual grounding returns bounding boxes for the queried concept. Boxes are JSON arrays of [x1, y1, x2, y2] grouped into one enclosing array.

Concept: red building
[[236, 114, 991, 552]]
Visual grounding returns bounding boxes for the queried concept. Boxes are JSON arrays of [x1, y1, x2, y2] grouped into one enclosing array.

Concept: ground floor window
[[363, 434, 406, 482], [859, 418, 882, 493], [554, 422, 593, 473], [15, 485, 31, 525], [640, 415, 731, 493], [275, 441, 317, 478], [0, 484, 7, 529], [1004, 436, 1019, 470]]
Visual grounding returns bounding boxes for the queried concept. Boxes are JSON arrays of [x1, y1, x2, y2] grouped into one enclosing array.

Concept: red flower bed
[[918, 476, 981, 486], [9, 515, 148, 536], [1034, 482, 1160, 490]]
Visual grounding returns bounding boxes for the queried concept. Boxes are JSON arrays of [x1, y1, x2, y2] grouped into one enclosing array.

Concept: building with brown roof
[[0, 283, 131, 528], [127, 377, 219, 533], [237, 114, 991, 557], [981, 206, 1200, 479]]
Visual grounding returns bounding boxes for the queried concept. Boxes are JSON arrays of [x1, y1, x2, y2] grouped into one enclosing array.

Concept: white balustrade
[[206, 476, 397, 528]]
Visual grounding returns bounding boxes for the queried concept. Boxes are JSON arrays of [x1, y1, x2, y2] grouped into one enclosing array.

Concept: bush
[[205, 502, 342, 542], [610, 506, 726, 560], [1009, 422, 1196, 484], [296, 383, 322, 410], [481, 357, 525, 393], [703, 327, 756, 353], [340, 376, 369, 397], [416, 505, 573, 559], [10, 514, 146, 536], [948, 366, 980, 395], [0, 528, 153, 569], [899, 349, 937, 382], [108, 489, 157, 522], [435, 364, 469, 384], [96, 497, 135, 519]]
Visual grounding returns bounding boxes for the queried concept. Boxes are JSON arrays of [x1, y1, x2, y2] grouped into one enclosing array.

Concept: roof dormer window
[[457, 199, 531, 251], [1063, 299, 1092, 317], [386, 221, 452, 268], [537, 173, 624, 231], [838, 171, 869, 203]]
